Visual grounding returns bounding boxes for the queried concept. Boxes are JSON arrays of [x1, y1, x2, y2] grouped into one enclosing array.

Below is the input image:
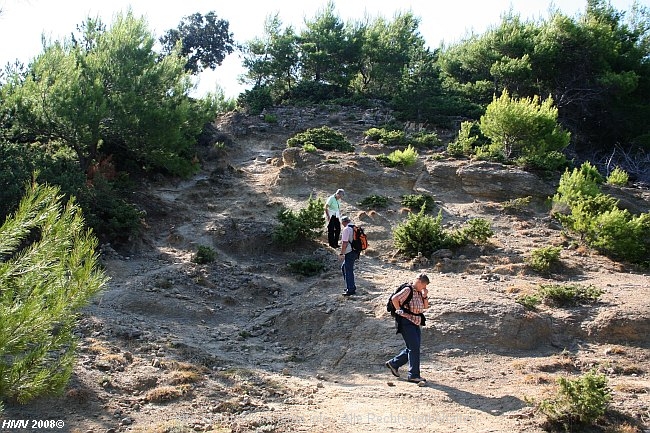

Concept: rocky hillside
[[4, 105, 649, 433]]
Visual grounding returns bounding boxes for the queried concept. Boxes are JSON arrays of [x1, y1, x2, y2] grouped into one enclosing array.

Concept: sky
[[0, 0, 641, 98]]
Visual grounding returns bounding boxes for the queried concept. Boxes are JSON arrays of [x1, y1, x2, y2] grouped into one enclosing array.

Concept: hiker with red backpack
[[338, 215, 358, 296], [385, 273, 430, 385]]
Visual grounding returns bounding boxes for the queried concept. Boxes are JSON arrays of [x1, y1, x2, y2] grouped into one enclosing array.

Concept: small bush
[[272, 196, 326, 245], [457, 218, 494, 244], [501, 196, 532, 213], [401, 194, 436, 213], [447, 121, 479, 157], [302, 143, 317, 153], [516, 150, 569, 171], [193, 245, 216, 264], [516, 294, 542, 310], [263, 113, 278, 123], [287, 126, 353, 152], [527, 246, 562, 273], [537, 369, 611, 429], [393, 209, 452, 258], [606, 166, 629, 186], [238, 86, 273, 115], [358, 194, 390, 209], [377, 145, 418, 167], [539, 284, 604, 307], [288, 259, 326, 276], [411, 131, 441, 148], [379, 129, 407, 146]]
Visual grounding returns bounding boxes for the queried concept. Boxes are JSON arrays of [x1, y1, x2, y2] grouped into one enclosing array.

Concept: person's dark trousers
[[327, 216, 341, 247], [341, 250, 357, 294], [390, 316, 421, 379]]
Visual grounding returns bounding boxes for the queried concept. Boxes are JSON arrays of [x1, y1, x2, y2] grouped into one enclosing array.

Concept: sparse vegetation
[[536, 369, 612, 430], [286, 126, 354, 152], [527, 246, 562, 273], [501, 196, 532, 213], [288, 258, 326, 276], [376, 145, 419, 167], [394, 209, 493, 257], [272, 196, 326, 245], [358, 194, 390, 209], [401, 194, 435, 212], [193, 245, 217, 264], [606, 166, 629, 186], [539, 284, 604, 307], [553, 162, 650, 264]]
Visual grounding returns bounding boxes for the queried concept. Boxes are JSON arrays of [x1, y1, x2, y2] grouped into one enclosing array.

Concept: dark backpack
[[349, 224, 368, 252], [386, 283, 413, 316], [386, 283, 427, 327]]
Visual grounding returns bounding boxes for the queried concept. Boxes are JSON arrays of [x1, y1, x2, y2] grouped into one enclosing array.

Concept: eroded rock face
[[585, 309, 650, 347], [456, 161, 556, 201], [425, 300, 553, 351]]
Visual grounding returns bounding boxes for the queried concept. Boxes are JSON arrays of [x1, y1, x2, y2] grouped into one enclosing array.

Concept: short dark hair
[[417, 273, 430, 284]]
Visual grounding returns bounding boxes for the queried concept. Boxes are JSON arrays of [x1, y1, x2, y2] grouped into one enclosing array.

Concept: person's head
[[414, 273, 429, 290], [341, 215, 351, 226], [335, 188, 345, 199]]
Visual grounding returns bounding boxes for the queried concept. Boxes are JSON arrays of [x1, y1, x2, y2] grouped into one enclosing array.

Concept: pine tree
[[0, 182, 107, 403]]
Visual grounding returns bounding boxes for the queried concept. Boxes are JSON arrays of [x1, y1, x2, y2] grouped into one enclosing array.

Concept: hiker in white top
[[324, 188, 344, 248]]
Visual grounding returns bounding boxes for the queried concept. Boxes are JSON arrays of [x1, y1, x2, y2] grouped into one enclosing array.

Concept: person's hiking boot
[[385, 361, 399, 377]]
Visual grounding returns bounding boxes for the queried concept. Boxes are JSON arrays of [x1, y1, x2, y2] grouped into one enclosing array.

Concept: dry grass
[[144, 385, 190, 403], [522, 373, 553, 385], [612, 382, 649, 394]]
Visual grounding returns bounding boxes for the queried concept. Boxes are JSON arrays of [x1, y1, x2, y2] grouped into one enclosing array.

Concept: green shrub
[[377, 145, 418, 167], [516, 294, 542, 310], [527, 246, 562, 273], [393, 209, 452, 258], [288, 259, 325, 276], [0, 182, 107, 403], [364, 128, 384, 141], [77, 176, 145, 245], [272, 196, 326, 245], [379, 130, 407, 146], [447, 121, 479, 157], [193, 245, 216, 264], [606, 166, 629, 186], [358, 195, 390, 209], [287, 126, 353, 152], [537, 369, 611, 429], [401, 194, 436, 213], [411, 131, 441, 148], [263, 113, 278, 123], [516, 150, 568, 171], [553, 162, 602, 208], [302, 143, 317, 153], [501, 196, 531, 214], [238, 86, 273, 115], [457, 218, 494, 244], [539, 284, 604, 307], [480, 89, 570, 160], [586, 208, 650, 262]]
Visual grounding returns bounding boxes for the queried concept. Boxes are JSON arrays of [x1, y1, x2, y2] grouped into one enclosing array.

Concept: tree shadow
[[427, 381, 529, 415]]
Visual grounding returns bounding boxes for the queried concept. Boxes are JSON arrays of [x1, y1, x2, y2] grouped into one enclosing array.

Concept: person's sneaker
[[385, 361, 399, 377], [407, 377, 427, 385]]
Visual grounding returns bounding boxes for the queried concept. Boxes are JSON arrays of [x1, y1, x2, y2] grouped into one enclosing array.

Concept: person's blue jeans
[[341, 251, 357, 293], [390, 316, 421, 379]]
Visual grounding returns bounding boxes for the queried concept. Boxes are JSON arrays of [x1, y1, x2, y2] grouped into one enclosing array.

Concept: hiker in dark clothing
[[385, 273, 430, 384]]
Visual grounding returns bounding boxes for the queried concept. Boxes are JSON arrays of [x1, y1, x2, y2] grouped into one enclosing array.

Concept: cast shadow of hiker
[[427, 382, 528, 415]]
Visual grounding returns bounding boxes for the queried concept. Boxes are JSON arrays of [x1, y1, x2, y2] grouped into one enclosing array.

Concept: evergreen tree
[[0, 182, 107, 403]]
